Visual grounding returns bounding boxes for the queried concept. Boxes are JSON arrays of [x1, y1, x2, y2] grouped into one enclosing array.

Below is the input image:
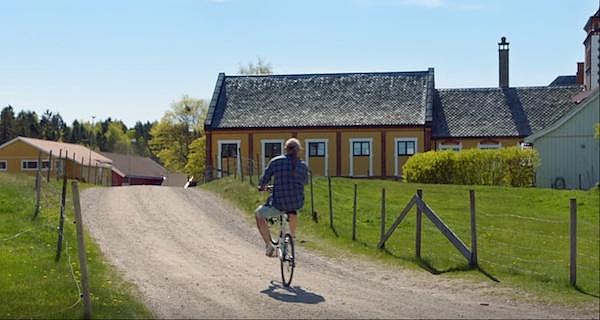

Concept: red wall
[[111, 170, 163, 186]]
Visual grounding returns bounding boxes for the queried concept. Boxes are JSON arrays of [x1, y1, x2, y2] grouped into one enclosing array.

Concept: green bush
[[403, 147, 539, 187]]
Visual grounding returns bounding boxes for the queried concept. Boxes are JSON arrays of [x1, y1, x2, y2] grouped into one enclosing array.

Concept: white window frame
[[217, 140, 241, 178], [438, 142, 462, 151], [21, 159, 39, 171], [394, 137, 418, 177], [0, 160, 7, 171], [349, 138, 373, 177], [478, 142, 502, 149], [261, 139, 284, 173], [305, 139, 329, 176]]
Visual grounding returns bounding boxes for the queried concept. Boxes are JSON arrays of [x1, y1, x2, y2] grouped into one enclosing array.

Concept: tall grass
[[0, 173, 152, 319]]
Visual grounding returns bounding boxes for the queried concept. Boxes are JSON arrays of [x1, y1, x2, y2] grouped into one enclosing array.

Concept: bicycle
[[261, 186, 296, 287]]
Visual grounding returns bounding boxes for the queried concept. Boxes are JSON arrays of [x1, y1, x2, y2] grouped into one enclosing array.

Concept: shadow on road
[[260, 280, 325, 304]]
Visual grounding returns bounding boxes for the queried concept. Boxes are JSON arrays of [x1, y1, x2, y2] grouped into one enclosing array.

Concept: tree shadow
[[260, 280, 326, 304], [574, 285, 599, 298]]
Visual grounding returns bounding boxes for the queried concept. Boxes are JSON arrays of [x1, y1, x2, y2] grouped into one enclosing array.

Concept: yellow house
[[0, 136, 113, 184], [431, 86, 582, 151], [204, 70, 436, 178], [204, 68, 581, 179]]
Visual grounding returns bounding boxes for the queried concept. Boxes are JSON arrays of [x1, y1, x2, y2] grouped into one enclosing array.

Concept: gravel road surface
[[81, 186, 598, 319]]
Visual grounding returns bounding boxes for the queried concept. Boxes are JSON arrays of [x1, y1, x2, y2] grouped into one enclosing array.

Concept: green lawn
[[203, 176, 600, 305], [0, 173, 152, 319]]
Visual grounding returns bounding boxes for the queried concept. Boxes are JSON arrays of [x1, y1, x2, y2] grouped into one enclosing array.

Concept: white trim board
[[349, 138, 373, 177], [305, 138, 329, 176]]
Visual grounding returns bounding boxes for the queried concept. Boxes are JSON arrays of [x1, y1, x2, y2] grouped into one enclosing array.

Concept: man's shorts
[[255, 205, 297, 218]]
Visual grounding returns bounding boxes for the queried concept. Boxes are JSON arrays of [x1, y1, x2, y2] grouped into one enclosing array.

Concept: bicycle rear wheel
[[280, 233, 295, 287]]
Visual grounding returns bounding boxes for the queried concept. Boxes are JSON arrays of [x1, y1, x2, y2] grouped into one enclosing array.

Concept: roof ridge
[[438, 85, 582, 92], [226, 70, 431, 78]]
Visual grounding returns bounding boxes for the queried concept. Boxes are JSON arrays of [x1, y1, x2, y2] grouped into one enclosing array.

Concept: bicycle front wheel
[[280, 233, 295, 287]]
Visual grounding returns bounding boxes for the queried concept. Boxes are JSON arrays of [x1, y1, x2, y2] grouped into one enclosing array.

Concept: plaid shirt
[[259, 154, 308, 212]]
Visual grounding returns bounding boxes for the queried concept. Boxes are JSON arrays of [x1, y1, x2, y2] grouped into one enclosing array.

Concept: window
[[397, 140, 416, 156], [478, 141, 501, 150], [41, 160, 51, 169], [308, 142, 326, 157], [264, 143, 282, 159], [21, 160, 38, 170], [220, 143, 238, 158], [352, 141, 370, 156], [0, 160, 6, 171], [439, 143, 461, 152]]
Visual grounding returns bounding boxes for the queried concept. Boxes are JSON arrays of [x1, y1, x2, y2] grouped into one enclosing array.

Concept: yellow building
[[0, 136, 112, 184], [204, 70, 436, 178], [204, 67, 581, 179]]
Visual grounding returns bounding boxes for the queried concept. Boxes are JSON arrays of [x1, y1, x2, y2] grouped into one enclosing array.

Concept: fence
[[0, 152, 93, 318], [308, 177, 598, 294], [204, 156, 598, 294]]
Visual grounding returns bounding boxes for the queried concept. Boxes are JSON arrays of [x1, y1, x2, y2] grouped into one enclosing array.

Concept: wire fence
[[0, 153, 91, 319], [212, 169, 599, 296]]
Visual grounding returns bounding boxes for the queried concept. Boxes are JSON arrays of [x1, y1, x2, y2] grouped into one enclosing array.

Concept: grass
[[202, 176, 600, 306], [0, 173, 152, 319]]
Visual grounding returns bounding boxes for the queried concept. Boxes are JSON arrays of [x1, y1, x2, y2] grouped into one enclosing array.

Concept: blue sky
[[1, 0, 598, 127]]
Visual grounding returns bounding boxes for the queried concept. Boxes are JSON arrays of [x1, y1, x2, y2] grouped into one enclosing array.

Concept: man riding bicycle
[[256, 138, 308, 257]]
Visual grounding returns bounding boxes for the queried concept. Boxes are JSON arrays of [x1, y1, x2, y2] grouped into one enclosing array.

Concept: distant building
[[203, 38, 580, 179], [525, 89, 599, 189], [523, 9, 600, 189], [0, 136, 112, 184], [101, 152, 167, 186]]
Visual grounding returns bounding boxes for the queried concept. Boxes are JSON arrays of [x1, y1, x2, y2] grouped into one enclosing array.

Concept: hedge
[[403, 147, 539, 187]]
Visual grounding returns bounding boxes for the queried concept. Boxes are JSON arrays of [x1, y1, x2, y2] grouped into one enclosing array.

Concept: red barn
[[101, 152, 167, 186]]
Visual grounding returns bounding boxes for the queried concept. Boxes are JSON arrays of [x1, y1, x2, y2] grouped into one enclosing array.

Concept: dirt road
[[81, 186, 597, 319]]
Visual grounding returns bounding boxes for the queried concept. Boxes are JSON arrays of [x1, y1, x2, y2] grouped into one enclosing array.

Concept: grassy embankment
[[203, 176, 599, 305], [0, 173, 152, 319]]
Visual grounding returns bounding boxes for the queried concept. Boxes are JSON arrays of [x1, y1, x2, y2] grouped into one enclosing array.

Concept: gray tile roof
[[205, 70, 435, 129], [549, 75, 577, 86], [101, 152, 167, 178], [432, 86, 582, 138]]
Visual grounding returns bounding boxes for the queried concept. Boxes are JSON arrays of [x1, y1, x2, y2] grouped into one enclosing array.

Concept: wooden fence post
[[416, 189, 423, 260], [57, 149, 62, 181], [352, 184, 357, 241], [380, 188, 386, 248], [310, 172, 316, 222], [469, 190, 478, 268], [72, 153, 76, 180], [81, 157, 85, 182], [71, 182, 92, 319], [226, 156, 230, 177], [256, 153, 260, 179], [570, 198, 577, 286], [64, 150, 69, 179], [239, 149, 244, 182], [55, 174, 68, 261], [328, 177, 336, 235], [47, 150, 53, 182], [88, 156, 92, 183], [33, 151, 42, 219]]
